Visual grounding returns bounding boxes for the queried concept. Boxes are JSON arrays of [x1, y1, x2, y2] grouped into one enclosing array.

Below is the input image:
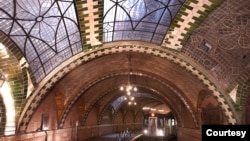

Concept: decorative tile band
[[76, 0, 103, 49]]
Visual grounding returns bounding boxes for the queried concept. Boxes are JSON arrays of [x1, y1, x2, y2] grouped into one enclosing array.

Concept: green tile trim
[[0, 32, 29, 135], [75, 0, 103, 50], [163, 0, 224, 48]]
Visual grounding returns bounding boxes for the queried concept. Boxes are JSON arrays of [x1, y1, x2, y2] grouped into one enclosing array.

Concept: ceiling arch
[[1, 0, 250, 137], [78, 78, 188, 128], [0, 32, 28, 135], [17, 42, 238, 131], [58, 70, 193, 128]]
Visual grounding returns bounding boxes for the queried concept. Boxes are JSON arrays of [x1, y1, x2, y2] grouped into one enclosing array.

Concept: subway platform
[[85, 131, 142, 141]]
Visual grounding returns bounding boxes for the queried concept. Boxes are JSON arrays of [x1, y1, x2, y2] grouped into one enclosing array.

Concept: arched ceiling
[[47, 51, 203, 128], [0, 0, 250, 133], [102, 0, 185, 44]]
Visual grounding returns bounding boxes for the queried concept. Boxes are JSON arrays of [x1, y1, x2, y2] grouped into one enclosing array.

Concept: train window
[[158, 119, 164, 128], [143, 119, 148, 127], [168, 119, 171, 126], [149, 118, 157, 127], [172, 119, 175, 125], [168, 118, 176, 126]]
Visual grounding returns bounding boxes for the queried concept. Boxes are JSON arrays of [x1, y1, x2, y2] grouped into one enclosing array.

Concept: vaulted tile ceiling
[[0, 0, 250, 134]]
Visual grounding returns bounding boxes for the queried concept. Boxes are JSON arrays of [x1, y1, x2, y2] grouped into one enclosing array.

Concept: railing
[[0, 123, 142, 141]]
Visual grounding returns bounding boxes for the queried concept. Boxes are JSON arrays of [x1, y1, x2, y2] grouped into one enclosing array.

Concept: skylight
[[0, 0, 82, 82], [103, 0, 185, 44]]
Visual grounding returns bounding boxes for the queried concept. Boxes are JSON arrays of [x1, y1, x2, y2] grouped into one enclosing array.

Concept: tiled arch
[[0, 32, 28, 134], [18, 42, 237, 131], [108, 87, 185, 128], [95, 85, 184, 127], [60, 72, 191, 128], [0, 94, 6, 134]]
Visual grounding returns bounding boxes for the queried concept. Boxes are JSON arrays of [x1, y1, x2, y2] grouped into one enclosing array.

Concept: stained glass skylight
[[103, 0, 185, 44], [0, 0, 82, 82]]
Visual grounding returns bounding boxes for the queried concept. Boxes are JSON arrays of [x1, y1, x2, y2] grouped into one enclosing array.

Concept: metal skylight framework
[[0, 0, 82, 82], [103, 0, 185, 44]]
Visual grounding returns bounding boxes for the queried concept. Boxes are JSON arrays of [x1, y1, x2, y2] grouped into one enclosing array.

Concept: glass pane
[[103, 0, 185, 44], [0, 0, 82, 83]]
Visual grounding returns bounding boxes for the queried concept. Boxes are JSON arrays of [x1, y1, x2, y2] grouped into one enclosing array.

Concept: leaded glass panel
[[0, 0, 82, 82], [103, 0, 185, 44]]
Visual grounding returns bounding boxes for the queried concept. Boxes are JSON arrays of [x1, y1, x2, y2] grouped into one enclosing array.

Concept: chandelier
[[120, 54, 137, 105]]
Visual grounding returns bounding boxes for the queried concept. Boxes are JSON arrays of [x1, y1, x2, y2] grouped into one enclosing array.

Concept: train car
[[142, 112, 176, 140]]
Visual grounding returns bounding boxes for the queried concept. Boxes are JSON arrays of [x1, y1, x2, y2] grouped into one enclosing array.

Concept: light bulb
[[120, 86, 124, 91], [128, 85, 132, 90], [134, 87, 137, 91], [127, 91, 131, 95], [126, 87, 129, 92], [131, 97, 134, 100]]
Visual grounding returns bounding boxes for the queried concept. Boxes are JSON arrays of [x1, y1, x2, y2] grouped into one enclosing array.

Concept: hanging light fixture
[[120, 54, 137, 106]]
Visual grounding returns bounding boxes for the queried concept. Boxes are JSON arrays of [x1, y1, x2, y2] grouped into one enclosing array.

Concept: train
[[142, 112, 176, 140]]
